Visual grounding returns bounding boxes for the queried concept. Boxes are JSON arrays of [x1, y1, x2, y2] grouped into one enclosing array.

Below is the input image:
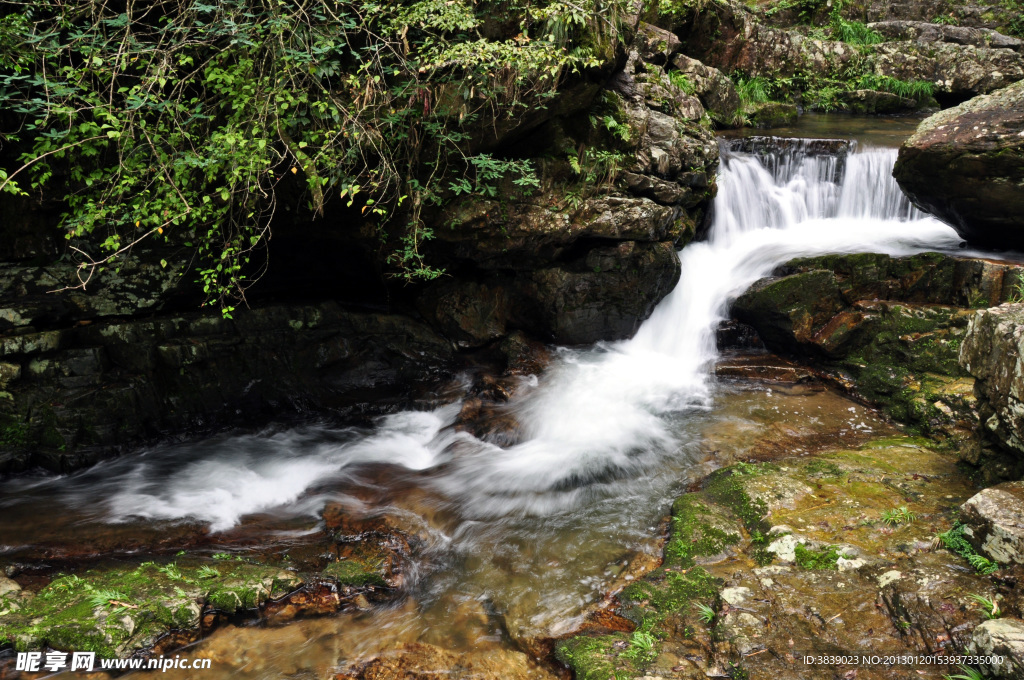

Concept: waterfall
[[2, 137, 963, 530]]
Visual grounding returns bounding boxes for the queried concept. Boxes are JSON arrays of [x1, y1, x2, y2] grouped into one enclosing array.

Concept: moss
[[0, 419, 28, 447], [703, 464, 772, 538], [555, 633, 633, 680], [322, 558, 388, 588], [805, 460, 844, 477], [0, 561, 301, 656], [620, 566, 719, 626], [793, 543, 844, 570], [665, 496, 740, 568]]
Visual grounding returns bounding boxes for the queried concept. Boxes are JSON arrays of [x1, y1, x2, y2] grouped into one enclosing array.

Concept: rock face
[[416, 23, 719, 348], [967, 619, 1024, 678], [869, 20, 1024, 51], [671, 0, 1024, 98], [894, 80, 1024, 249], [0, 301, 456, 474], [960, 482, 1024, 564], [961, 304, 1024, 465]]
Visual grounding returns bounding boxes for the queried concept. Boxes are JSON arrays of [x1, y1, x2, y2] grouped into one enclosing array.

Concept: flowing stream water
[[0, 128, 969, 677]]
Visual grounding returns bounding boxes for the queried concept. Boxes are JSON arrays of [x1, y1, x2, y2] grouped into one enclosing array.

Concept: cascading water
[[1, 136, 961, 532], [0, 135, 965, 667]]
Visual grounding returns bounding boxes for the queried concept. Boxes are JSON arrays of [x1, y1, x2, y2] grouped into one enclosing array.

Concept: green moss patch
[[0, 561, 300, 657]]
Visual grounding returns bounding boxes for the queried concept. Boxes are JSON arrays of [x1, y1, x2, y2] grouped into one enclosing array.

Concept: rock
[[961, 304, 1024, 463], [336, 642, 558, 680], [864, 0, 1018, 31], [960, 482, 1024, 564], [675, 0, 1024, 99], [967, 619, 1024, 677], [0, 576, 20, 598], [732, 252, 1024, 452], [0, 561, 301, 657], [894, 80, 1024, 249], [869, 20, 1024, 51], [731, 270, 846, 356], [837, 89, 918, 114], [562, 437, 994, 680], [527, 241, 681, 345], [669, 54, 741, 125], [745, 101, 798, 128], [0, 302, 456, 475], [636, 22, 681, 64]]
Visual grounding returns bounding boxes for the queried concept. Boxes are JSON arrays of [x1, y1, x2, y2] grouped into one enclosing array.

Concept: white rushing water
[[0, 139, 962, 532]]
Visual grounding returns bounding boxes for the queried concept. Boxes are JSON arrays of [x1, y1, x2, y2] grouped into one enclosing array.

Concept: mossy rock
[[0, 561, 300, 657]]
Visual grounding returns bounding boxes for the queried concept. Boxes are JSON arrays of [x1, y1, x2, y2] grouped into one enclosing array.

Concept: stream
[[0, 117, 974, 678]]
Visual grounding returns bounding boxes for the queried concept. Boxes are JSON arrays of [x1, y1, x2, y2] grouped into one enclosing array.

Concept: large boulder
[[960, 481, 1024, 564], [894, 80, 1024, 249], [732, 252, 1024, 452], [961, 304, 1024, 460], [967, 619, 1024, 678]]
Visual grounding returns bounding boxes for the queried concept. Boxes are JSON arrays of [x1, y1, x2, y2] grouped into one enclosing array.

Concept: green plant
[[936, 523, 1000, 575], [735, 76, 772, 107], [88, 589, 131, 611], [668, 70, 696, 95], [881, 506, 916, 526], [804, 85, 846, 112], [944, 666, 986, 680], [621, 624, 658, 664], [196, 566, 221, 579], [0, 0, 617, 316], [968, 593, 1001, 619], [830, 17, 883, 44], [694, 602, 716, 624], [933, 14, 959, 25], [855, 74, 934, 103], [794, 543, 846, 570]]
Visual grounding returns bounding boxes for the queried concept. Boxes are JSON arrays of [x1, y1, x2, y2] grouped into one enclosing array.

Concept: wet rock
[[336, 642, 559, 680], [714, 352, 816, 382], [960, 482, 1024, 564], [562, 438, 993, 680], [529, 241, 681, 345], [894, 80, 1024, 249], [0, 302, 456, 475], [0, 561, 300, 657], [732, 252, 1024, 456], [968, 618, 1024, 677], [732, 269, 846, 356]]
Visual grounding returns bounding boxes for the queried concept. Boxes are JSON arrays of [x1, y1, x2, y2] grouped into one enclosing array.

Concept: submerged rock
[[559, 437, 995, 680], [336, 642, 559, 680], [894, 80, 1024, 249]]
